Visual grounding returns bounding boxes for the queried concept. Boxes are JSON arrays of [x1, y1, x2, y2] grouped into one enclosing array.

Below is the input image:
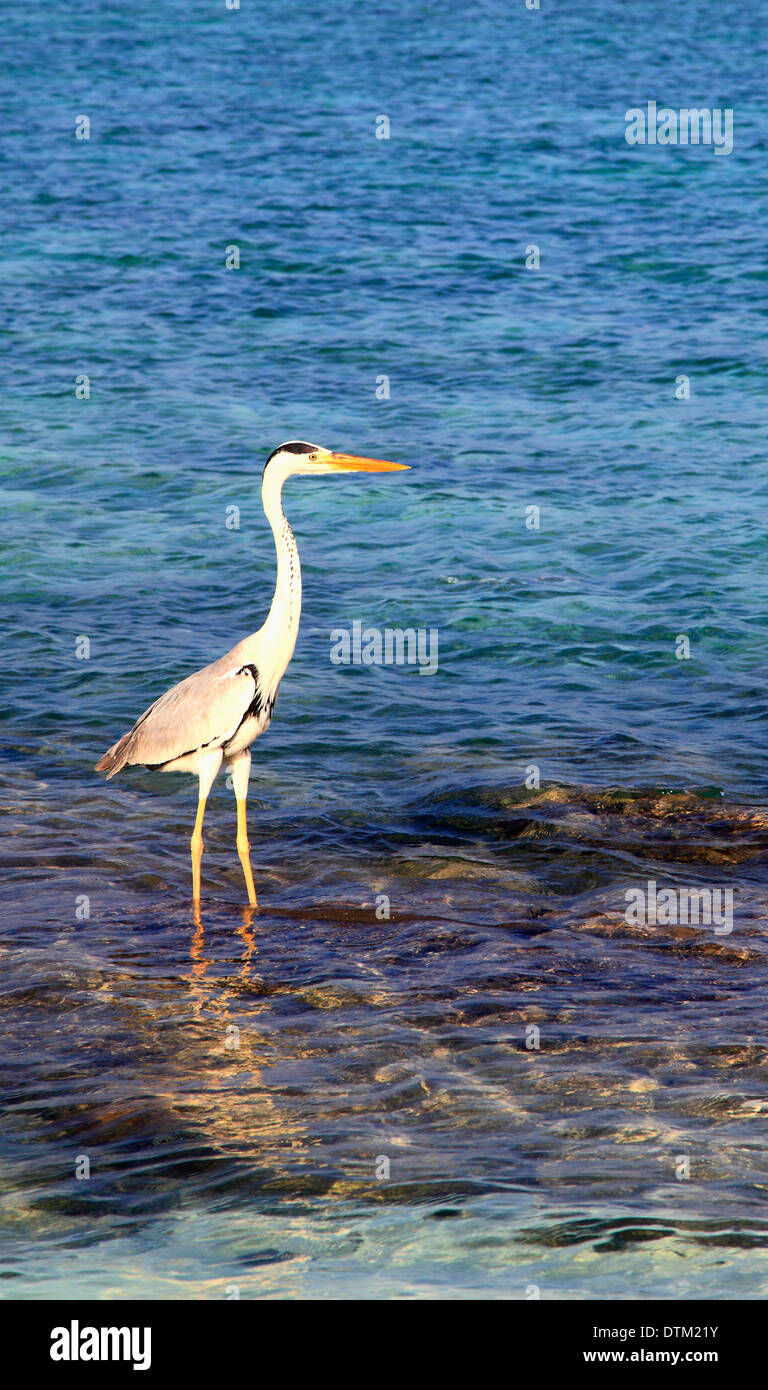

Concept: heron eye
[[309, 452, 318, 461]]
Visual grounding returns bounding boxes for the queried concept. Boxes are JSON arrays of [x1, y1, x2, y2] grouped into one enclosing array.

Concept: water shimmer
[[3, 1, 768, 1298]]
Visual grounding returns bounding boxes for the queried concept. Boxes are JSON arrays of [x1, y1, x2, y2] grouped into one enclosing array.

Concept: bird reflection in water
[[187, 903, 260, 1014]]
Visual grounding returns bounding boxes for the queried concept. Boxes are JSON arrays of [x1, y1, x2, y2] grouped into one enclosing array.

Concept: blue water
[[3, 0, 768, 1299]]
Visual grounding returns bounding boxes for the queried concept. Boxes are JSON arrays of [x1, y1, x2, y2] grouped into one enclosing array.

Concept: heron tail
[[94, 733, 133, 779]]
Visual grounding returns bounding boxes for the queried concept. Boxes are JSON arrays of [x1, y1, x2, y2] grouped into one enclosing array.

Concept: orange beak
[[327, 451, 409, 472]]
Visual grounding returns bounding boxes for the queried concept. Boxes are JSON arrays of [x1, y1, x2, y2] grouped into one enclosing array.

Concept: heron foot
[[236, 836, 257, 908], [191, 832, 204, 902]]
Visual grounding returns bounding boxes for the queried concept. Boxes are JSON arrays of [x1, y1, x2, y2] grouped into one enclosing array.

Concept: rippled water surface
[[3, 0, 768, 1298]]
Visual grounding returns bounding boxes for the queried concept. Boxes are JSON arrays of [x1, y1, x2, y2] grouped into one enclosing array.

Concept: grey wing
[[95, 660, 263, 778]]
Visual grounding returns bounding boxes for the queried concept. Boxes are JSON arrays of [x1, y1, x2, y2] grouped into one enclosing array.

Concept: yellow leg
[[190, 795, 207, 904], [236, 798, 257, 907], [188, 753, 224, 908]]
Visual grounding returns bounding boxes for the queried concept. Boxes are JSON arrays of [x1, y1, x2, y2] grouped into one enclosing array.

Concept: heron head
[[265, 441, 409, 478]]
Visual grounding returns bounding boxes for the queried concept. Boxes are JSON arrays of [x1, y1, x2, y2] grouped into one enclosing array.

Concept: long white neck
[[257, 464, 302, 678]]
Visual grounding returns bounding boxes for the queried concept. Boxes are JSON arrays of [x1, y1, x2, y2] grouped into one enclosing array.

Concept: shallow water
[[3, 1, 768, 1298]]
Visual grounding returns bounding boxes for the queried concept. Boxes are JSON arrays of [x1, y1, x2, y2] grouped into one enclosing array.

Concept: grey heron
[[95, 441, 409, 907]]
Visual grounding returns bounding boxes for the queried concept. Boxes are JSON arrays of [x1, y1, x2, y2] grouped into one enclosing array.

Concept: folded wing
[[95, 660, 263, 778]]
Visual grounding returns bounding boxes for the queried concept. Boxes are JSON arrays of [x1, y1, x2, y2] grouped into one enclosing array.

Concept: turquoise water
[[3, 0, 768, 1298]]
